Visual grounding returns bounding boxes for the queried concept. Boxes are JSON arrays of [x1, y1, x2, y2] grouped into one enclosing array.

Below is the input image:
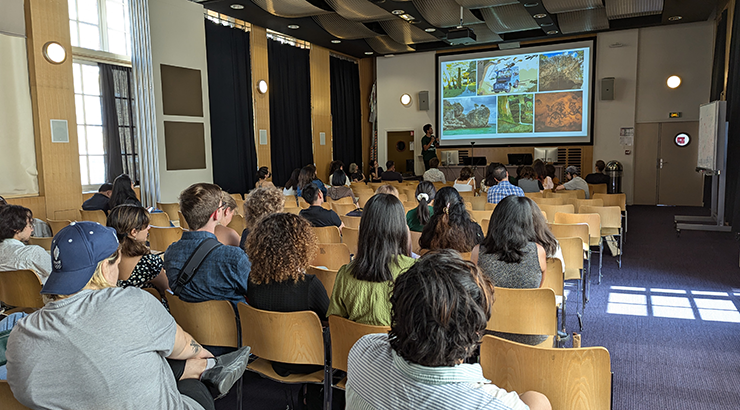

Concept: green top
[[406, 206, 434, 232], [421, 135, 437, 161], [327, 255, 416, 326]]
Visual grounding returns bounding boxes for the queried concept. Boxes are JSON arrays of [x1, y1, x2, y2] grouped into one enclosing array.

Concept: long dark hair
[[530, 201, 558, 257], [107, 204, 150, 257], [414, 181, 435, 226], [298, 165, 317, 190], [533, 159, 547, 182], [109, 174, 138, 209], [481, 195, 536, 263], [285, 168, 301, 190], [331, 170, 346, 187], [419, 187, 479, 252], [350, 193, 409, 282]]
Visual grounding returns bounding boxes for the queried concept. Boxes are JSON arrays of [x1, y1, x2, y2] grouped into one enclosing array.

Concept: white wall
[[149, 0, 212, 202]]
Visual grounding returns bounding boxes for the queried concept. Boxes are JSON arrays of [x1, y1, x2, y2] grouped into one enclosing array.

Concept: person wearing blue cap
[[5, 221, 250, 410]]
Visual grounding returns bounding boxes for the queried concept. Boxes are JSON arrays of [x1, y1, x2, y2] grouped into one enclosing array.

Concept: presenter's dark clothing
[[82, 193, 111, 214], [421, 135, 438, 169], [380, 170, 403, 182], [300, 206, 342, 228], [585, 172, 610, 184]]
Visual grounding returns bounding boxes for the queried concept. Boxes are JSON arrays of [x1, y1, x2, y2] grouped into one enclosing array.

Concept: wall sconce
[[400, 93, 412, 106], [257, 80, 268, 94], [43, 41, 66, 64], [667, 75, 681, 89]]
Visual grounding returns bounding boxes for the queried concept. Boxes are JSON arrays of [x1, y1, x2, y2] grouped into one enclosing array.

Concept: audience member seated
[[585, 160, 610, 185], [0, 312, 27, 380], [422, 158, 446, 183], [255, 166, 275, 189], [164, 183, 251, 305], [329, 160, 351, 186], [486, 164, 524, 204], [245, 213, 328, 376], [368, 160, 384, 182], [516, 166, 543, 193], [346, 250, 551, 410], [299, 183, 344, 231], [283, 168, 301, 197], [240, 186, 285, 250], [375, 184, 399, 198], [419, 187, 483, 253], [82, 182, 113, 214], [479, 162, 501, 196], [556, 166, 590, 198], [348, 162, 365, 183], [327, 170, 358, 206], [107, 204, 170, 296], [0, 205, 52, 283], [328, 194, 414, 326], [0, 197, 51, 237], [380, 160, 403, 183], [546, 164, 560, 186], [533, 159, 553, 190], [453, 166, 476, 192], [109, 173, 142, 210], [6, 221, 251, 410], [214, 192, 241, 247], [472, 196, 548, 346], [509, 165, 524, 187], [406, 181, 435, 233], [297, 164, 327, 198]]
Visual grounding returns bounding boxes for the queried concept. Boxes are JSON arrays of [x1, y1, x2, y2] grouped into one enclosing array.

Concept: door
[[658, 121, 703, 206], [387, 131, 414, 174]]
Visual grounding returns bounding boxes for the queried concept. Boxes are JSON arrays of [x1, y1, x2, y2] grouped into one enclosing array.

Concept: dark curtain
[[205, 22, 258, 195], [725, 1, 740, 229], [330, 56, 362, 171], [100, 63, 138, 184], [268, 40, 313, 186]]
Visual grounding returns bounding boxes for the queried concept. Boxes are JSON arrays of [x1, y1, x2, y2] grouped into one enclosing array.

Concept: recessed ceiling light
[[424, 27, 436, 32], [533, 13, 547, 18], [523, 2, 539, 7], [668, 15, 682, 22], [540, 22, 553, 27], [365, 51, 374, 55], [331, 39, 341, 44], [392, 9, 405, 15], [230, 4, 244, 9], [547, 30, 559, 35], [400, 14, 415, 21], [287, 24, 299, 29]]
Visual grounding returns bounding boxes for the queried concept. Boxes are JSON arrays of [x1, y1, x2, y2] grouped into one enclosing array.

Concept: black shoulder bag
[[172, 237, 222, 296]]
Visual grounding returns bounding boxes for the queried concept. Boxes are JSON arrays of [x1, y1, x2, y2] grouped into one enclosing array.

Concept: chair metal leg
[[618, 231, 623, 269], [598, 240, 603, 284], [585, 250, 592, 303], [323, 327, 332, 410]]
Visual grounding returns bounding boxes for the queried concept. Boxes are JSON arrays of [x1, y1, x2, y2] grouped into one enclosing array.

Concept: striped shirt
[[346, 334, 529, 410], [487, 181, 525, 204]]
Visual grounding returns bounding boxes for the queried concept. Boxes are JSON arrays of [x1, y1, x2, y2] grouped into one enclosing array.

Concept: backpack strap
[[172, 237, 222, 297]]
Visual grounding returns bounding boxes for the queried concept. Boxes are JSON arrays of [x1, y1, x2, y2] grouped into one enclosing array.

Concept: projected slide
[[437, 41, 592, 146]]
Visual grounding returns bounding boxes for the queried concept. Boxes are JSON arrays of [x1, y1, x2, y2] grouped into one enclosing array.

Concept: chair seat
[[601, 228, 620, 236], [336, 377, 347, 390], [247, 358, 324, 384], [536, 335, 556, 348]]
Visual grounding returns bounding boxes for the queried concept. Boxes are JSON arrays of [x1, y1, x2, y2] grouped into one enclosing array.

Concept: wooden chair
[[312, 243, 351, 270], [542, 258, 565, 332], [79, 209, 107, 225], [481, 219, 490, 235], [594, 193, 628, 237], [237, 303, 330, 405], [402, 201, 417, 209], [484, 202, 496, 211], [312, 226, 341, 244], [575, 198, 604, 213], [459, 252, 472, 261], [558, 237, 588, 330], [327, 196, 354, 205], [580, 205, 623, 271], [342, 226, 359, 255], [538, 204, 575, 223], [487, 287, 558, 347], [523, 191, 543, 199], [284, 195, 299, 208], [468, 196, 488, 211], [328, 315, 390, 389], [397, 193, 408, 202], [480, 335, 612, 410], [0, 380, 31, 410], [0, 270, 44, 310], [307, 266, 339, 298], [178, 211, 190, 230], [549, 189, 585, 199], [148, 211, 172, 227], [588, 183, 608, 198], [467, 210, 492, 223], [227, 214, 246, 232], [410, 230, 422, 255], [432, 181, 447, 191], [554, 212, 602, 286], [165, 293, 239, 348], [46, 218, 71, 236], [320, 202, 332, 211], [298, 197, 310, 209], [230, 193, 243, 202], [357, 192, 373, 208], [331, 203, 356, 216], [156, 202, 180, 222], [148, 226, 183, 252], [464, 201, 473, 211], [28, 237, 52, 251], [339, 215, 361, 229], [285, 207, 302, 215], [531, 196, 565, 206]]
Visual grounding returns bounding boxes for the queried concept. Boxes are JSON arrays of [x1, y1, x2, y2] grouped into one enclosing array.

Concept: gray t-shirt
[[6, 287, 203, 410], [563, 175, 590, 199]]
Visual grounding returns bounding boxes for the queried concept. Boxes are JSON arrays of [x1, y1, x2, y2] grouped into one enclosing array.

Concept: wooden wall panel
[[250, 26, 271, 169], [310, 46, 333, 181], [359, 58, 375, 179], [6, 196, 47, 221]]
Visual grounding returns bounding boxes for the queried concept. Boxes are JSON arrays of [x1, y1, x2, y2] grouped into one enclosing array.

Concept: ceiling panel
[[480, 4, 540, 33], [250, 0, 332, 18], [412, 0, 481, 28], [542, 0, 603, 14], [365, 36, 415, 54], [313, 13, 383, 39], [454, 0, 519, 9], [324, 0, 395, 22], [378, 19, 440, 44], [605, 0, 664, 20], [558, 7, 609, 34]]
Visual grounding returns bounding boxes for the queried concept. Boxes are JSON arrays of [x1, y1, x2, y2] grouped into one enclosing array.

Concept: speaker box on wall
[[418, 91, 429, 111], [601, 77, 615, 100]]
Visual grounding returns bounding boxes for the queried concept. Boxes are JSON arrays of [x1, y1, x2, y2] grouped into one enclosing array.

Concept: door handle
[[659, 158, 668, 169]]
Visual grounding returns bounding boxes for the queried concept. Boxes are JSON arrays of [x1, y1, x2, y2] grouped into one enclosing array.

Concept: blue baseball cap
[[41, 221, 120, 295]]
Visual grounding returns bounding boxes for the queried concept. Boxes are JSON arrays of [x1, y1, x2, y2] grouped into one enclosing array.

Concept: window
[[68, 0, 131, 56], [73, 62, 106, 190]]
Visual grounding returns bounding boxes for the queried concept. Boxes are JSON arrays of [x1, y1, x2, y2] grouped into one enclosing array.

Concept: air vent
[[459, 150, 470, 160], [557, 147, 582, 169]]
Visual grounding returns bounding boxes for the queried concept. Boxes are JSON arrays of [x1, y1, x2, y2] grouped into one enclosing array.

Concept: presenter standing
[[422, 124, 439, 170]]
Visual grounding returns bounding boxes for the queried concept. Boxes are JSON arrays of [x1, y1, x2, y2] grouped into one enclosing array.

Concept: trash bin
[[606, 161, 622, 194]]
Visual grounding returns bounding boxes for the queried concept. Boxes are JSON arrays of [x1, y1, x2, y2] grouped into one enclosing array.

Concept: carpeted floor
[[218, 205, 740, 410]]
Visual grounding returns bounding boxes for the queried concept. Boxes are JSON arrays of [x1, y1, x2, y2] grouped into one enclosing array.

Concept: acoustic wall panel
[[164, 121, 206, 170], [160, 64, 204, 116]]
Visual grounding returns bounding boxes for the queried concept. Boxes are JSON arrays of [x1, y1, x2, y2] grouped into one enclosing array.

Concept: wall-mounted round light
[[400, 93, 412, 106], [667, 75, 681, 88], [43, 42, 66, 64], [258, 80, 268, 94]]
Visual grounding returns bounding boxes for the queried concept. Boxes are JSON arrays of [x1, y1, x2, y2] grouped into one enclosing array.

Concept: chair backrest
[[481, 219, 490, 235], [468, 196, 488, 211], [312, 243, 351, 270], [165, 293, 239, 348], [230, 193, 243, 201], [538, 204, 575, 223], [312, 226, 341, 244], [409, 231, 422, 255], [331, 203, 356, 216], [227, 213, 246, 232], [480, 335, 612, 410], [339, 215, 361, 229], [397, 193, 408, 202], [0, 381, 31, 410], [459, 252, 472, 261], [177, 211, 190, 230], [464, 201, 473, 211], [580, 205, 622, 231], [588, 183, 608, 198], [357, 192, 373, 208], [593, 193, 626, 211], [523, 191, 543, 199], [575, 198, 603, 213], [548, 189, 585, 199], [0, 270, 44, 309], [402, 201, 417, 209], [79, 209, 107, 225], [542, 258, 564, 298], [46, 218, 71, 236], [285, 207, 302, 215], [468, 210, 492, 223], [532, 196, 565, 206], [148, 211, 172, 227], [28, 237, 52, 251], [432, 182, 446, 190], [484, 202, 496, 211], [320, 202, 332, 211], [284, 195, 298, 208], [329, 315, 389, 373], [237, 303, 325, 365], [148, 226, 184, 252], [327, 196, 354, 205], [487, 287, 557, 336], [549, 223, 589, 247], [558, 237, 585, 281], [157, 202, 181, 222], [307, 266, 339, 298], [554, 213, 601, 247], [298, 197, 310, 209], [342, 226, 359, 255]]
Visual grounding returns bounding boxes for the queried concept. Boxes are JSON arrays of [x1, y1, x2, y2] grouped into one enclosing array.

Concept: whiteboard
[[698, 101, 724, 170]]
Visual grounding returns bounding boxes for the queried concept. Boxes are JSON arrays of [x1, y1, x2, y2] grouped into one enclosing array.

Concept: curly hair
[[246, 213, 317, 285], [0, 205, 32, 241], [243, 186, 285, 230], [389, 249, 494, 367]]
